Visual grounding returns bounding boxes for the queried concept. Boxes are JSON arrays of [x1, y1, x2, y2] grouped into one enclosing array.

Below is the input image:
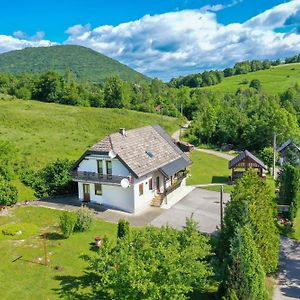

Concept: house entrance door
[[83, 184, 90, 202], [156, 176, 160, 193]]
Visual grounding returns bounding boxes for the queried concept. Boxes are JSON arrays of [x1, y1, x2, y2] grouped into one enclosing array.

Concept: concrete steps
[[150, 195, 164, 207]]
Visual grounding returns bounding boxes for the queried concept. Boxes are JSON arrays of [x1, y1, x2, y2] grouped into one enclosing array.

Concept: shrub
[[0, 177, 18, 205], [249, 79, 262, 91], [30, 159, 76, 198], [59, 211, 77, 238], [74, 206, 94, 232], [117, 219, 130, 239]]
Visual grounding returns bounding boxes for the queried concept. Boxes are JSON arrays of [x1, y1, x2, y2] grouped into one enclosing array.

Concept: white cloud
[[0, 35, 57, 53], [64, 1, 300, 79], [1, 1, 300, 80]]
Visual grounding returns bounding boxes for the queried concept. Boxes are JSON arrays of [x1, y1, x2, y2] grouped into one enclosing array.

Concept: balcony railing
[[71, 171, 130, 186]]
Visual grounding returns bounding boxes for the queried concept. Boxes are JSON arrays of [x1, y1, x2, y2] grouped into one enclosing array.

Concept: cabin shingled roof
[[229, 150, 267, 170], [277, 139, 300, 153], [87, 125, 191, 178]]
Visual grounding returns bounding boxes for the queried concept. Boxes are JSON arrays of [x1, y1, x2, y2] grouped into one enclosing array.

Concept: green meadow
[[0, 206, 118, 299], [0, 94, 179, 200], [204, 63, 300, 94]]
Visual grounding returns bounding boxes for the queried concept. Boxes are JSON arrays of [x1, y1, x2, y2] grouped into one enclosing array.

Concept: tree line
[[184, 83, 300, 152], [0, 70, 186, 117], [168, 58, 280, 88]]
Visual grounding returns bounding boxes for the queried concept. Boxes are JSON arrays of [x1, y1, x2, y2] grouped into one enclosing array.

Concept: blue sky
[[0, 0, 300, 79]]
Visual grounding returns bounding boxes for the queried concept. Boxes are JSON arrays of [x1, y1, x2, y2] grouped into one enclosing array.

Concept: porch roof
[[159, 157, 191, 178]]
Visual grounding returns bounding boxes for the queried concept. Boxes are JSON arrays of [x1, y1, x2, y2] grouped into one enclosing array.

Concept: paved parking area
[[150, 188, 230, 234]]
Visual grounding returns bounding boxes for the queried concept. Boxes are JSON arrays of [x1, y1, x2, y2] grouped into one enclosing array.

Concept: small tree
[[249, 79, 262, 91], [31, 159, 76, 198], [75, 206, 94, 232], [59, 211, 77, 238], [259, 146, 277, 172], [0, 177, 18, 205], [117, 218, 130, 239]]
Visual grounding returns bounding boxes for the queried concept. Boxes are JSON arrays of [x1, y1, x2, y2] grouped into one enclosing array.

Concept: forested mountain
[[0, 45, 150, 83]]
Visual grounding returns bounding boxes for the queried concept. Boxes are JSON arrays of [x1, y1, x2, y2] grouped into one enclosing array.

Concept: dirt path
[[196, 148, 235, 161], [171, 121, 191, 141], [273, 236, 300, 299]]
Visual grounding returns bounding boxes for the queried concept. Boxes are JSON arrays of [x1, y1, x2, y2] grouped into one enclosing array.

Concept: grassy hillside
[[204, 63, 300, 94], [0, 45, 150, 83], [0, 94, 178, 169]]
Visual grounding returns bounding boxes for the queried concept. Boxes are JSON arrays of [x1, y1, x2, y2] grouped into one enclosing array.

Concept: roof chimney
[[119, 128, 126, 136]]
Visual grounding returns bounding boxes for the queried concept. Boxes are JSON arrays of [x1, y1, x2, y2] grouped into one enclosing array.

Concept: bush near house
[[0, 176, 18, 206], [23, 159, 76, 198], [59, 211, 77, 238]]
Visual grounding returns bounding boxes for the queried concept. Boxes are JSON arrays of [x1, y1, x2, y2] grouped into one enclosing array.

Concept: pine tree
[[226, 224, 267, 300]]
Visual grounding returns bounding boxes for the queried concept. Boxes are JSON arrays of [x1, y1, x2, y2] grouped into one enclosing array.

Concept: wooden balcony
[[71, 171, 130, 186]]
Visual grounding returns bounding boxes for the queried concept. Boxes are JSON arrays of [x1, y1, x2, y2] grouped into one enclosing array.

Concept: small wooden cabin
[[229, 150, 267, 181]]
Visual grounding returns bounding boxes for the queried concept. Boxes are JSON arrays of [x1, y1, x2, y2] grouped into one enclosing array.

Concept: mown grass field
[[186, 151, 232, 192], [203, 63, 300, 94], [0, 94, 179, 200], [0, 206, 117, 299]]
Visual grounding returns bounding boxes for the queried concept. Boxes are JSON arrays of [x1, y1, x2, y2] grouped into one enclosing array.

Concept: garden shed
[[229, 150, 267, 181]]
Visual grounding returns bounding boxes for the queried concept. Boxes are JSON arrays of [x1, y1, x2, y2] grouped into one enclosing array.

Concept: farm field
[[203, 63, 300, 94]]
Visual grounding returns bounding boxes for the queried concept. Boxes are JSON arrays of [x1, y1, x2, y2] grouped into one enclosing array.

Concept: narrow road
[[172, 120, 191, 141], [273, 236, 300, 299], [195, 148, 235, 161]]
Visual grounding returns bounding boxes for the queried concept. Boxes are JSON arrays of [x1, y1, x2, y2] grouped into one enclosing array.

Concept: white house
[[71, 125, 191, 213]]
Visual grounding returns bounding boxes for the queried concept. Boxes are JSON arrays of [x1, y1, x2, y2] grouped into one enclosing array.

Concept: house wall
[[78, 181, 135, 212], [78, 155, 130, 177], [76, 155, 168, 213]]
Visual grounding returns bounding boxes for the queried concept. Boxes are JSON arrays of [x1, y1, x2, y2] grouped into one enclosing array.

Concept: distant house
[[70, 125, 191, 213], [277, 139, 300, 165], [229, 150, 267, 181]]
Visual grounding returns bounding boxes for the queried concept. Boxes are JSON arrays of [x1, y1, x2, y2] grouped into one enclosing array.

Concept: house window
[[106, 160, 112, 178], [97, 160, 103, 176], [139, 183, 144, 196], [95, 184, 102, 195], [149, 178, 153, 190]]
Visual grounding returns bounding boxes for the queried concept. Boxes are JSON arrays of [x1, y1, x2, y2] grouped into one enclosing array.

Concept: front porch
[[151, 170, 187, 207]]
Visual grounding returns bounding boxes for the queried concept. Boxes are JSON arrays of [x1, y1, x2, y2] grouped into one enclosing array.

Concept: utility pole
[[273, 132, 277, 179], [220, 185, 224, 229]]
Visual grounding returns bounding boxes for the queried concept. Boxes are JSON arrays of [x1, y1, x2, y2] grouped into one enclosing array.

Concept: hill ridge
[[0, 45, 150, 83]]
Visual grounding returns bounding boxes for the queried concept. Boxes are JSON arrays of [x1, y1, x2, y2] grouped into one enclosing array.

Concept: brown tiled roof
[[88, 125, 191, 178]]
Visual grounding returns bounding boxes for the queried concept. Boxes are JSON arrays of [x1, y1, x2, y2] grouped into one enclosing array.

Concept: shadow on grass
[[211, 176, 229, 184], [46, 232, 65, 240], [54, 273, 97, 299]]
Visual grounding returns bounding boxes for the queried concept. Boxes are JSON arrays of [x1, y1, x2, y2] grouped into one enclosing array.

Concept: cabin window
[[95, 184, 102, 196], [149, 178, 153, 190], [139, 183, 144, 196], [97, 160, 103, 176], [106, 160, 112, 178]]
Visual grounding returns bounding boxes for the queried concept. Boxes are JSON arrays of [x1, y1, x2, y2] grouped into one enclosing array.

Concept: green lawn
[[0, 95, 179, 200], [186, 151, 231, 186], [0, 206, 117, 299], [203, 63, 300, 94]]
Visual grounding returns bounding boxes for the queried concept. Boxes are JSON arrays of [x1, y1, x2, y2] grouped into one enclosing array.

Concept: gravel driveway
[[150, 188, 230, 234]]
